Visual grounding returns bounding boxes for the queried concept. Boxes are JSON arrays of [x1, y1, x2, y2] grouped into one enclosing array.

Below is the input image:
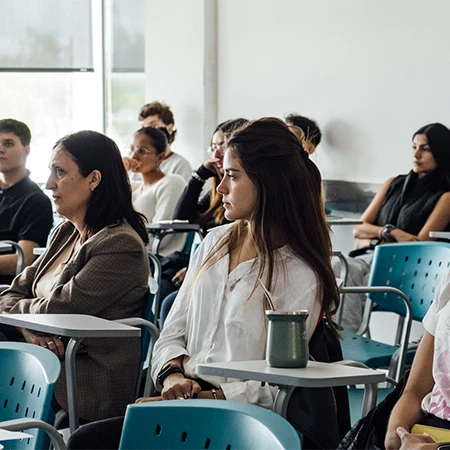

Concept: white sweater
[[132, 174, 187, 256], [160, 152, 192, 182]]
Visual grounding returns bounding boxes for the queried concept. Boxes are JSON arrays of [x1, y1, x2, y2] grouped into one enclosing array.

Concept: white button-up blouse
[[151, 224, 321, 409]]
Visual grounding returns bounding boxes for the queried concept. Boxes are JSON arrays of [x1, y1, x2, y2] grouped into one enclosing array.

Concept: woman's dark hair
[[413, 123, 450, 182], [198, 118, 339, 334], [199, 118, 249, 226], [54, 130, 149, 244], [134, 126, 169, 155], [211, 118, 249, 146]]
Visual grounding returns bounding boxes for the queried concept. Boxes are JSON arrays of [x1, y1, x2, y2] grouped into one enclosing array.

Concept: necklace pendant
[[230, 283, 236, 292]]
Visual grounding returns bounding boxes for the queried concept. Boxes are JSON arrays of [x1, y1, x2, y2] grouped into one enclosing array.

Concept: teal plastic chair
[[0, 342, 66, 450], [340, 241, 450, 382], [117, 289, 160, 398], [119, 400, 301, 450]]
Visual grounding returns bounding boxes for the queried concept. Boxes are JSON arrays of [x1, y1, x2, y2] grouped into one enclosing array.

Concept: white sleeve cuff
[[220, 380, 278, 410]]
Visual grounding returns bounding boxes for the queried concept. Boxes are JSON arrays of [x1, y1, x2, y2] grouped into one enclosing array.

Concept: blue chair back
[[0, 342, 60, 450], [119, 400, 301, 450], [140, 289, 155, 362], [182, 231, 196, 254], [367, 242, 450, 320]]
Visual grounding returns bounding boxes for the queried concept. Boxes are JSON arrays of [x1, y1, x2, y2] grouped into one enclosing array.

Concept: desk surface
[[430, 231, 450, 240], [146, 222, 201, 232], [196, 360, 385, 388], [0, 314, 141, 338], [327, 215, 362, 226]]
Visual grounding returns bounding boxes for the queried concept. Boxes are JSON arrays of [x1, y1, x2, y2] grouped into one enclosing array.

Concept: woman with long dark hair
[[0, 130, 150, 422], [152, 117, 339, 399], [65, 118, 341, 450], [338, 123, 450, 331]]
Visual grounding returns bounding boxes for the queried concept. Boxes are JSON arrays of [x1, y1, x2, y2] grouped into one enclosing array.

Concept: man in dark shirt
[[0, 119, 53, 284]]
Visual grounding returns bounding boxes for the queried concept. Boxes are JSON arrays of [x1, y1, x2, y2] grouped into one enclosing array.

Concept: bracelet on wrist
[[381, 224, 396, 242], [157, 364, 185, 387], [191, 171, 206, 183]]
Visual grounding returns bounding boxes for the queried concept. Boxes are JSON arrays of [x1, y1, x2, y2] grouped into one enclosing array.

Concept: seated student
[[0, 130, 150, 422], [138, 101, 192, 182], [336, 123, 450, 331], [339, 271, 450, 450], [394, 428, 439, 450], [151, 119, 345, 436], [66, 118, 342, 450], [0, 118, 53, 284], [385, 270, 450, 450], [158, 118, 248, 310], [123, 127, 186, 256]]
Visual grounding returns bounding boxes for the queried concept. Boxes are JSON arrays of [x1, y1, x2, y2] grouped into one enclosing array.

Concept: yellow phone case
[[411, 424, 450, 443]]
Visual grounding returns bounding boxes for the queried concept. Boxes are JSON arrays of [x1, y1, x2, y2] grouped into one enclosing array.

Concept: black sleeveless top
[[375, 170, 450, 235]]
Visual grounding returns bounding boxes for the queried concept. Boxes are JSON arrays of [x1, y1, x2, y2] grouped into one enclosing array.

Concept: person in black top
[[337, 122, 450, 331], [0, 119, 53, 285], [158, 118, 248, 324], [173, 118, 248, 233]]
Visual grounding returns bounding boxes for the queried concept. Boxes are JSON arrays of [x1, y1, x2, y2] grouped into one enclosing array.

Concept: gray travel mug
[[266, 310, 309, 368]]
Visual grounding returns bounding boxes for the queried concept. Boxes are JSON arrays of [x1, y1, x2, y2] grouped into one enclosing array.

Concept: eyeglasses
[[130, 146, 157, 156], [207, 143, 226, 155]]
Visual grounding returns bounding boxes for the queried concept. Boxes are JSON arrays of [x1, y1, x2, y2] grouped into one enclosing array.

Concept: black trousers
[[66, 378, 217, 449], [0, 323, 23, 341], [67, 416, 124, 450]]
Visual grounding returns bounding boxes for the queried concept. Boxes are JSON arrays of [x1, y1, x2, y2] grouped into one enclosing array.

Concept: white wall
[[145, 0, 450, 183], [217, 0, 450, 182], [144, 0, 217, 169]]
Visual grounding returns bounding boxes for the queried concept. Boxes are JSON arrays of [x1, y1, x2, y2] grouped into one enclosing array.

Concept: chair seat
[[341, 330, 417, 369], [341, 330, 400, 368]]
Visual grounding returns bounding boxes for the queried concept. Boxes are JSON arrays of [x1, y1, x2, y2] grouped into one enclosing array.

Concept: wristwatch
[[438, 443, 450, 450], [157, 364, 185, 387], [381, 224, 396, 242]]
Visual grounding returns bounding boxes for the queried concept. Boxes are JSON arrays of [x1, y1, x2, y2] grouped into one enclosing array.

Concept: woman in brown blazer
[[0, 130, 150, 421]]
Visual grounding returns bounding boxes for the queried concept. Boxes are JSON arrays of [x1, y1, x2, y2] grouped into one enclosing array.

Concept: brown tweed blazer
[[0, 220, 150, 421]]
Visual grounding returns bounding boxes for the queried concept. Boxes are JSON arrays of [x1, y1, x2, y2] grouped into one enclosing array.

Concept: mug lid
[[265, 310, 309, 316]]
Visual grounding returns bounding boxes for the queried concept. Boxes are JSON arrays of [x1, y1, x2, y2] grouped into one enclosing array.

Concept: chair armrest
[[116, 318, 160, 343], [0, 418, 67, 450], [340, 286, 412, 334], [340, 285, 412, 382], [0, 240, 25, 274], [147, 252, 162, 323], [115, 318, 160, 397]]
